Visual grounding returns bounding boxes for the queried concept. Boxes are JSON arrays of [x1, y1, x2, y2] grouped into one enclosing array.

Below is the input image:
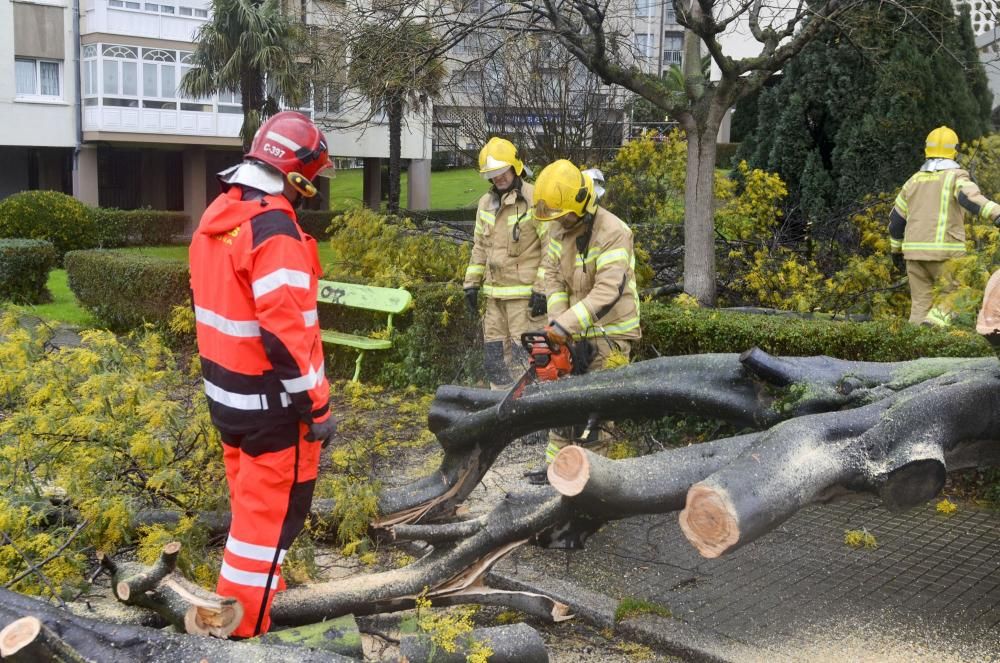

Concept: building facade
[[1, 0, 433, 223]]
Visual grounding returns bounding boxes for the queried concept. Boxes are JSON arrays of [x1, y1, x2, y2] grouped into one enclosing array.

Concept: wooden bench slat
[[317, 280, 412, 314], [321, 330, 393, 351]]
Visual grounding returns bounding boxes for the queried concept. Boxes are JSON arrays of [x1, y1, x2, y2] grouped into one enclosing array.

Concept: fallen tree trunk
[[680, 365, 1000, 557], [386, 352, 988, 523], [0, 587, 353, 663], [399, 622, 548, 663]]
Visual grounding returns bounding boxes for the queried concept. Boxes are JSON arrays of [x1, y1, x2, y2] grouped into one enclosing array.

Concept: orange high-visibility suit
[[190, 185, 331, 637]]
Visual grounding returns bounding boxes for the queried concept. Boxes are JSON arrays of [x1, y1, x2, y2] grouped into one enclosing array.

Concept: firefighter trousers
[[906, 259, 951, 324], [216, 421, 321, 637], [483, 296, 546, 389], [546, 338, 632, 463]]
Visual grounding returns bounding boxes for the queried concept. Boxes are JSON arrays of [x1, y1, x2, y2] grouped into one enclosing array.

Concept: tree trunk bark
[[387, 95, 403, 214], [240, 67, 265, 153], [399, 623, 548, 663], [0, 588, 353, 663], [681, 116, 721, 306]]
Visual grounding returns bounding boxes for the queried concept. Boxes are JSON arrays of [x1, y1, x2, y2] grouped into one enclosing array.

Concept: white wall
[[0, 0, 77, 147]]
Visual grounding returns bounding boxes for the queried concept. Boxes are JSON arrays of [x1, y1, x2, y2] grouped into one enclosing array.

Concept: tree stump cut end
[[679, 483, 741, 558], [0, 616, 42, 657], [548, 446, 591, 496]]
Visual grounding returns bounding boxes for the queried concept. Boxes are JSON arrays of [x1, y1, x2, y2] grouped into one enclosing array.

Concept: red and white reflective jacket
[[190, 186, 331, 433]]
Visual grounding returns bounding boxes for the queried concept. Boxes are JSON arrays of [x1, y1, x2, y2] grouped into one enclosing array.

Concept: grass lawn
[[29, 269, 96, 327], [329, 167, 488, 210]]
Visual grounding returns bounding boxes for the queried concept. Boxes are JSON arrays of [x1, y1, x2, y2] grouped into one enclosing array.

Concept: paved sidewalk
[[493, 495, 1000, 662]]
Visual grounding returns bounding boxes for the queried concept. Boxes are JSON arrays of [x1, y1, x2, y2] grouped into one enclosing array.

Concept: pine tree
[[742, 0, 992, 226]]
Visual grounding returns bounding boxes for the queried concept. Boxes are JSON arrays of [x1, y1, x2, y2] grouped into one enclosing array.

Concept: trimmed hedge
[[637, 302, 994, 361], [0, 190, 97, 262], [91, 208, 189, 247], [0, 239, 57, 304], [65, 250, 189, 331]]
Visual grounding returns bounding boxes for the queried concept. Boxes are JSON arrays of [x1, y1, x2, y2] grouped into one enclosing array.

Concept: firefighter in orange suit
[[189, 111, 336, 638], [889, 125, 1000, 325]]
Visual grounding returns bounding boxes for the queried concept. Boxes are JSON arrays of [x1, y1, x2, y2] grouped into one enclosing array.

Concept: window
[[663, 32, 683, 51], [665, 7, 676, 24], [102, 44, 139, 106], [160, 4, 175, 12], [635, 33, 652, 58], [194, 7, 207, 17], [142, 48, 177, 107], [634, 0, 653, 18], [14, 58, 61, 99], [145, 2, 158, 9], [218, 88, 242, 113], [179, 5, 192, 14]]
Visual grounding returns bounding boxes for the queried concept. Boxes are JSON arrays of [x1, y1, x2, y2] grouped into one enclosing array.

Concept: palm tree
[[181, 0, 307, 151], [349, 21, 445, 214]]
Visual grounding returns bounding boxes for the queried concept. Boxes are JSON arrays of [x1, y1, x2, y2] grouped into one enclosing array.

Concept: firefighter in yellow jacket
[[534, 159, 640, 464], [463, 138, 547, 388], [889, 126, 1000, 326]]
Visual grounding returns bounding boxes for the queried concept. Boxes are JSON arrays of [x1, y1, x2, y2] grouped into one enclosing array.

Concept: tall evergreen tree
[[742, 0, 993, 225]]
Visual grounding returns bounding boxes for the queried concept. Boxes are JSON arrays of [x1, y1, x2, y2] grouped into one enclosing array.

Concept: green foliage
[[179, 0, 307, 148], [742, 0, 992, 221], [0, 191, 98, 262], [378, 282, 483, 388], [603, 129, 688, 229], [327, 208, 470, 287], [65, 250, 190, 331], [90, 208, 189, 248], [614, 596, 672, 622], [637, 300, 993, 361], [0, 315, 224, 596], [0, 240, 56, 304]]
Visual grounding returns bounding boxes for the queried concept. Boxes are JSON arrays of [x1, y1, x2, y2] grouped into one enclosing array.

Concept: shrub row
[[65, 250, 190, 331], [91, 208, 189, 248], [0, 239, 56, 304], [0, 191, 190, 265], [637, 302, 993, 361]]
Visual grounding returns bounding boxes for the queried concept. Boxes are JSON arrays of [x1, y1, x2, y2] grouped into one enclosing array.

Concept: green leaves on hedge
[[0, 239, 56, 304], [90, 208, 189, 248], [0, 191, 96, 262], [64, 250, 190, 331]]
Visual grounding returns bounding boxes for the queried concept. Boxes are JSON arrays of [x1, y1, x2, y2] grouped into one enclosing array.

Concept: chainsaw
[[496, 331, 574, 418]]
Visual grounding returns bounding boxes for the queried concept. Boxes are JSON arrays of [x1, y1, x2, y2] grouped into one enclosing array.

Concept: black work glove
[[306, 417, 337, 448], [529, 291, 547, 317], [891, 253, 906, 275], [464, 287, 479, 316]]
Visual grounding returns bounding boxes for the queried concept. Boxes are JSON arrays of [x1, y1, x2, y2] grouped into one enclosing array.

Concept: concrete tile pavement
[[492, 495, 1000, 662]]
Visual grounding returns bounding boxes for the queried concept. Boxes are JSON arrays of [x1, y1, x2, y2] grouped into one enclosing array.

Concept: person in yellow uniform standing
[[889, 125, 1000, 325], [463, 138, 548, 388], [532, 159, 640, 468]]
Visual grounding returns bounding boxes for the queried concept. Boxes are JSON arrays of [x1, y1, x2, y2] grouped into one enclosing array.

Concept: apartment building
[[0, 0, 77, 199], [1, 0, 433, 221]]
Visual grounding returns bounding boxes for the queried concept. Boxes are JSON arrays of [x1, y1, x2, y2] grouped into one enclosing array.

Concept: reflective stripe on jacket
[[463, 182, 546, 299], [889, 164, 1000, 261], [190, 186, 331, 433], [543, 207, 640, 341]]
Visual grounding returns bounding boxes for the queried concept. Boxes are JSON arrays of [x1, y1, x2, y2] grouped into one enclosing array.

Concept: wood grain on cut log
[[0, 616, 88, 663], [108, 542, 243, 637]]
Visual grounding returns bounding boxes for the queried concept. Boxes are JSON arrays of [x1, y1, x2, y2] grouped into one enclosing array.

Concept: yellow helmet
[[533, 159, 598, 221], [925, 126, 959, 159], [478, 137, 524, 180]]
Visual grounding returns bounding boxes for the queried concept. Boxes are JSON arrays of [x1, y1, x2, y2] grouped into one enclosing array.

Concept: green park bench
[[317, 279, 412, 382]]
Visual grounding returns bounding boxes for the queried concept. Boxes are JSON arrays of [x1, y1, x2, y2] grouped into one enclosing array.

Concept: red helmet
[[246, 111, 332, 197]]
